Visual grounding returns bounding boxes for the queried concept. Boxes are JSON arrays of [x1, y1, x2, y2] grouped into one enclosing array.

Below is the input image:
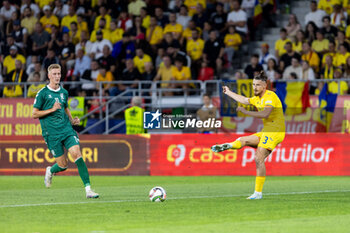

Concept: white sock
[[255, 191, 262, 195], [85, 185, 91, 192]]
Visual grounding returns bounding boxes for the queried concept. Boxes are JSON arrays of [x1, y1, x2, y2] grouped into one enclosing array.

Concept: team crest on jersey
[[48, 94, 52, 98], [60, 93, 64, 102]]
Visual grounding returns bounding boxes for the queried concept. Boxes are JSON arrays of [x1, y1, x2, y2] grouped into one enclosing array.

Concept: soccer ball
[[149, 186, 166, 202]]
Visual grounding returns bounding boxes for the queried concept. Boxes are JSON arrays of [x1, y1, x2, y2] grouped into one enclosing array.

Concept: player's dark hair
[[253, 71, 268, 82], [280, 28, 287, 33]]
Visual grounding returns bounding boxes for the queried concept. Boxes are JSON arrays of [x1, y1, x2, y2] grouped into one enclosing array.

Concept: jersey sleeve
[[33, 89, 44, 109], [263, 93, 276, 108]]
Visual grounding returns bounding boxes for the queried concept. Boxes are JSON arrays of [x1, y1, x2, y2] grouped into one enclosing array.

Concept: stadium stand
[[0, 0, 349, 134]]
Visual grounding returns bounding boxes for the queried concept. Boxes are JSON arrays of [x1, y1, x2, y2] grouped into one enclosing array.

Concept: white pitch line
[[1, 189, 350, 208]]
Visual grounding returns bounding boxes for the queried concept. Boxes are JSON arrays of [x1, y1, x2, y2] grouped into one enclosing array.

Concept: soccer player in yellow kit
[[211, 71, 285, 200]]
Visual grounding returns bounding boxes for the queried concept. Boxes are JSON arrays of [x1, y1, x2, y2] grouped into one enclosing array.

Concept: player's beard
[[254, 90, 261, 96]]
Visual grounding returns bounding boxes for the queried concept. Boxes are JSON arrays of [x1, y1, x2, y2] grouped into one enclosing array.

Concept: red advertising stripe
[[150, 133, 350, 176]]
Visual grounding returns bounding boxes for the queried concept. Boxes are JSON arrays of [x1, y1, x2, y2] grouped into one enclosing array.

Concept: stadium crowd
[[0, 0, 349, 101]]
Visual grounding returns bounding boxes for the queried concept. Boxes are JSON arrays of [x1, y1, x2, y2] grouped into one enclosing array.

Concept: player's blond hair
[[47, 64, 61, 74]]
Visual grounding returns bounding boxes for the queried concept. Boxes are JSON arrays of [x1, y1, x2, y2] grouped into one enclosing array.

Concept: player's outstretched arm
[[222, 86, 250, 105], [32, 102, 61, 119]]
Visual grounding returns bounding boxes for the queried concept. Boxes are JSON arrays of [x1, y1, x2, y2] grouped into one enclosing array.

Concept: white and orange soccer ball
[[149, 187, 167, 202]]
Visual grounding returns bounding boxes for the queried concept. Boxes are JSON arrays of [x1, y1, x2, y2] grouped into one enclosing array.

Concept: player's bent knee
[[254, 156, 265, 166]]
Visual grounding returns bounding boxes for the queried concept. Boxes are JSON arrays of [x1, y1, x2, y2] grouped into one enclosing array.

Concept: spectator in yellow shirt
[[35, 0, 54, 9], [163, 12, 183, 40], [320, 55, 335, 79], [146, 16, 163, 51], [184, 0, 206, 17], [77, 14, 88, 33], [61, 5, 77, 31], [171, 58, 192, 90], [312, 30, 329, 54], [301, 41, 320, 72], [40, 5, 59, 34], [328, 68, 348, 94], [107, 20, 124, 44], [335, 44, 350, 67], [3, 60, 27, 98], [322, 41, 338, 66], [224, 26, 242, 64], [3, 46, 26, 74], [186, 29, 204, 62], [96, 66, 114, 93], [154, 55, 175, 91], [181, 20, 202, 44], [318, 0, 340, 14], [133, 48, 152, 74], [27, 72, 46, 98], [275, 28, 291, 59], [21, 7, 38, 35], [94, 5, 111, 30], [69, 22, 81, 45], [90, 18, 110, 42], [140, 7, 150, 29]]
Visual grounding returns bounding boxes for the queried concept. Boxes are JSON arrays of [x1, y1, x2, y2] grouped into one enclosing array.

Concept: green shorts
[[43, 131, 80, 158]]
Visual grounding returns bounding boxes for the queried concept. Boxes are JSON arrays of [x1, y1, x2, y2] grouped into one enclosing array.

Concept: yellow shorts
[[253, 131, 285, 151]]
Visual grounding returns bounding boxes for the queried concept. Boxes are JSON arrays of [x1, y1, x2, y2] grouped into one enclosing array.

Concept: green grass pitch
[[1, 176, 350, 233]]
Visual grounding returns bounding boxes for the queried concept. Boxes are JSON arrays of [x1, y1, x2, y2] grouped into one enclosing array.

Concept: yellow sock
[[255, 176, 266, 193], [231, 140, 242, 149]]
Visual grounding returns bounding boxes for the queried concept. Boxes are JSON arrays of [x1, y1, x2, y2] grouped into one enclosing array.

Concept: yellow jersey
[[3, 54, 26, 74], [302, 51, 320, 71], [133, 54, 152, 74], [182, 27, 202, 40], [146, 26, 163, 45], [184, 0, 206, 16], [35, 0, 53, 9], [186, 38, 204, 61], [157, 64, 175, 88], [172, 66, 191, 81], [163, 23, 183, 35], [61, 14, 78, 30], [94, 15, 112, 30], [322, 52, 339, 66], [293, 41, 303, 53], [318, 0, 340, 14], [275, 38, 291, 56], [142, 15, 151, 29], [90, 28, 110, 42], [107, 28, 124, 44], [335, 52, 350, 67], [328, 81, 348, 94], [224, 33, 242, 50], [249, 90, 285, 133], [40, 15, 59, 34]]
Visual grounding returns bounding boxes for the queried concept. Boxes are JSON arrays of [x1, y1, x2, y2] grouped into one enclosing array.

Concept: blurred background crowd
[[0, 0, 350, 100]]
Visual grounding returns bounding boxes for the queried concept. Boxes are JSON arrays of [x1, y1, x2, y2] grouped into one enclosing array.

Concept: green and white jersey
[[33, 85, 73, 136]]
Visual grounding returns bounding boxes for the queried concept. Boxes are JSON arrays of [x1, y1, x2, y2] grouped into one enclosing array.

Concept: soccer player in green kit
[[32, 64, 99, 198]]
